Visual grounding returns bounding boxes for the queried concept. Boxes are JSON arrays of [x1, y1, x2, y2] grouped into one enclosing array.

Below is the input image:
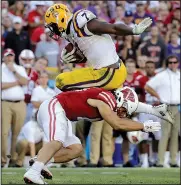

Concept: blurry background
[[1, 0, 180, 169]]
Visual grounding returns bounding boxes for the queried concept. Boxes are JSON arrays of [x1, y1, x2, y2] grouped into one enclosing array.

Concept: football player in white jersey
[[44, 3, 152, 91]]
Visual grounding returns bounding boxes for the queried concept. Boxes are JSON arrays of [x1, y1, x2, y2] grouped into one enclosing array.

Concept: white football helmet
[[19, 49, 35, 68], [114, 86, 139, 116]]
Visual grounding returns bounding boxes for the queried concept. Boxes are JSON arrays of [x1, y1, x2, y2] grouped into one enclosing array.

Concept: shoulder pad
[[73, 9, 96, 29]]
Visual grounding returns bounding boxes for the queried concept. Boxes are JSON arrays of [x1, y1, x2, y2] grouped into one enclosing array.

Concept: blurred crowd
[[1, 0, 180, 168]]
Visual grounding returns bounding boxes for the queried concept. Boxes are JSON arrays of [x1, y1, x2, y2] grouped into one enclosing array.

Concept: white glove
[[143, 120, 161, 132], [61, 47, 77, 64], [132, 17, 153, 35]]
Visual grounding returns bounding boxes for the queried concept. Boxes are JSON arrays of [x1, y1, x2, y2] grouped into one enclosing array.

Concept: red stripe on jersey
[[101, 92, 116, 109], [98, 93, 114, 110]]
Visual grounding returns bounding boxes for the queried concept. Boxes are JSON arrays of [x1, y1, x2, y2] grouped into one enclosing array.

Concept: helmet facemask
[[114, 87, 139, 117], [45, 23, 64, 41]]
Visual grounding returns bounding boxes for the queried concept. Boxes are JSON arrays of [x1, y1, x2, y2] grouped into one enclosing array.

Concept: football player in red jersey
[[24, 87, 173, 184]]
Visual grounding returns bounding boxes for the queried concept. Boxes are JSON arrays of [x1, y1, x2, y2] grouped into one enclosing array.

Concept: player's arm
[[87, 18, 152, 36], [87, 98, 161, 132], [87, 99, 144, 131]]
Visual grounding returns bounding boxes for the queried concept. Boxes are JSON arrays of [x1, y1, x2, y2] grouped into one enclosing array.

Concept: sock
[[136, 102, 162, 119], [31, 161, 45, 174], [152, 152, 158, 163], [177, 151, 180, 166], [164, 151, 170, 165], [142, 154, 148, 165], [46, 157, 54, 165]]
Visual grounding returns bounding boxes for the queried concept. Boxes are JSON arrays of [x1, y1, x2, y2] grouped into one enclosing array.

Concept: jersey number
[[81, 13, 89, 21]]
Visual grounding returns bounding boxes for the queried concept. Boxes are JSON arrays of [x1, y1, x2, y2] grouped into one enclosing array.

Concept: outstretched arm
[[87, 99, 144, 131], [87, 17, 152, 36]]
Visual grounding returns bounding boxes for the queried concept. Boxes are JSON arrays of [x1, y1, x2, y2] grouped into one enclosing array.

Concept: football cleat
[[24, 169, 47, 184], [29, 157, 53, 180], [153, 104, 174, 124]]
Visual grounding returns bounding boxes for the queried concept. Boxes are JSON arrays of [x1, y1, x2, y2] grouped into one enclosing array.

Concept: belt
[[2, 100, 22, 103]]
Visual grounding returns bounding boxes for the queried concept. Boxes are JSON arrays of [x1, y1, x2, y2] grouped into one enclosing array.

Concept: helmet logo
[[61, 18, 64, 23]]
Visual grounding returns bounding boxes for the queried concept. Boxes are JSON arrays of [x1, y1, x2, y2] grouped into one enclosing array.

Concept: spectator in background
[[73, 1, 97, 15], [31, 70, 56, 115], [30, 26, 45, 46], [89, 120, 114, 167], [145, 55, 180, 168], [35, 28, 60, 68], [94, 4, 110, 22], [134, 1, 155, 25], [27, 1, 45, 37], [34, 57, 48, 74], [2, 16, 13, 39], [114, 59, 141, 168], [138, 26, 166, 69], [9, 1, 26, 19], [111, 5, 125, 23], [166, 32, 180, 62], [123, 59, 137, 90], [137, 61, 161, 168], [123, 10, 134, 27], [15, 118, 44, 167], [1, 49, 28, 167], [135, 55, 147, 76], [119, 35, 137, 61], [4, 16, 31, 64], [19, 49, 36, 123], [75, 120, 91, 167]]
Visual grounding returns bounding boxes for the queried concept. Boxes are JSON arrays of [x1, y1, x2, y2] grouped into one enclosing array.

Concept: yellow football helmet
[[45, 4, 72, 40]]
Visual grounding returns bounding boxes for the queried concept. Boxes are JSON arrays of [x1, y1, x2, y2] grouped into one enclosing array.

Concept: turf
[[1, 167, 180, 184]]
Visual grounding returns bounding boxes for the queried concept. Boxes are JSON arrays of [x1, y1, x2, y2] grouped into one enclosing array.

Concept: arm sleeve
[[97, 91, 117, 111]]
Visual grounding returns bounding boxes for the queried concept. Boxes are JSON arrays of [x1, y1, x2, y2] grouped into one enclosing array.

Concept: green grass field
[[1, 167, 180, 184]]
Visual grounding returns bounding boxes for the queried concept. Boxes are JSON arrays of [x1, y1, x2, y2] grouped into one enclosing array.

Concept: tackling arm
[[87, 99, 144, 131]]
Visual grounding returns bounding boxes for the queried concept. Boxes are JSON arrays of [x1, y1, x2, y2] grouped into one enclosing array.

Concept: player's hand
[[132, 17, 153, 35], [61, 47, 77, 64], [143, 120, 161, 132]]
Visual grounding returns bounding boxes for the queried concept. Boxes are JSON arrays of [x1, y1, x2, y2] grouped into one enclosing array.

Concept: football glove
[[143, 120, 161, 132], [61, 47, 77, 64], [132, 17, 153, 35]]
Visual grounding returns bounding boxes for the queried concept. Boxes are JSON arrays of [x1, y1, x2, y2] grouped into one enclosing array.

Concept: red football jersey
[[55, 88, 117, 121]]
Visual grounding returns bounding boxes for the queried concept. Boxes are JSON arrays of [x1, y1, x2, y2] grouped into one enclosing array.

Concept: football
[[127, 131, 144, 144], [65, 43, 87, 63]]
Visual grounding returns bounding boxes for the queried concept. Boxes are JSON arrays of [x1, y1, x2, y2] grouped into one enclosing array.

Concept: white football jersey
[[65, 9, 119, 69]]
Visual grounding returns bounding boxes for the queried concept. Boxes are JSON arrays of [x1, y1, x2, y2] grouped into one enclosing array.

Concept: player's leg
[[24, 98, 67, 184], [135, 102, 174, 124], [53, 135, 82, 163], [29, 135, 82, 180], [55, 61, 127, 91]]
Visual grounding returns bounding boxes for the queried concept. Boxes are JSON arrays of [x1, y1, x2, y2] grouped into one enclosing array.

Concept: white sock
[[136, 102, 162, 118], [31, 161, 45, 174], [164, 151, 170, 165], [46, 157, 54, 165], [140, 154, 148, 164], [177, 151, 180, 166], [153, 152, 158, 163], [149, 152, 157, 163]]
